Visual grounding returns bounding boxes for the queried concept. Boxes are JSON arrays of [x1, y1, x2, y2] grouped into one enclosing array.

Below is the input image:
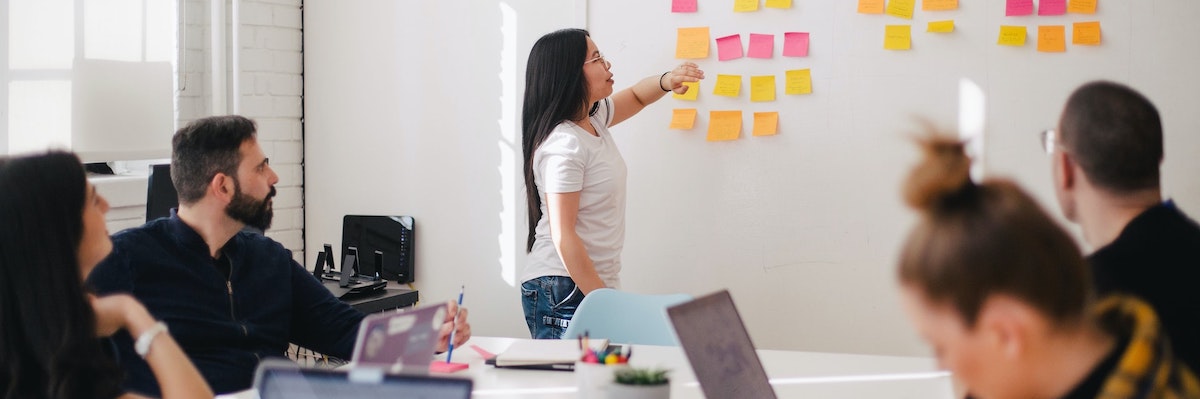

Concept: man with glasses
[[1045, 80, 1200, 371]]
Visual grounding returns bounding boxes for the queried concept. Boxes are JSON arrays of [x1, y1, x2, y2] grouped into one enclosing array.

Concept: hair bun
[[903, 135, 973, 211]]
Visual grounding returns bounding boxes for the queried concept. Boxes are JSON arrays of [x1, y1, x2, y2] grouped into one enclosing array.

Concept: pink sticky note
[[672, 0, 697, 13], [430, 361, 469, 373], [783, 32, 810, 57], [1006, 0, 1033, 16], [716, 34, 744, 61], [1038, 0, 1066, 15], [747, 34, 774, 59]]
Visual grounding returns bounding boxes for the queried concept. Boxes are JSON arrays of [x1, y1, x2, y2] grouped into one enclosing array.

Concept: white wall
[[585, 0, 1200, 356], [304, 0, 1200, 356], [304, 0, 584, 340]]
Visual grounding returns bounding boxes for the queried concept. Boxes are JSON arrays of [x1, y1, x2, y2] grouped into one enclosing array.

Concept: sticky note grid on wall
[[669, 2, 816, 141], [667, 0, 1107, 140]]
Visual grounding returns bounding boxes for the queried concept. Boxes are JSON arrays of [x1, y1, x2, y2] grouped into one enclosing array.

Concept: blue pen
[[445, 285, 464, 363]]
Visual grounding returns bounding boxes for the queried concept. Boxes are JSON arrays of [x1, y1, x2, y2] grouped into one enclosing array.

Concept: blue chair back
[[562, 288, 693, 346]]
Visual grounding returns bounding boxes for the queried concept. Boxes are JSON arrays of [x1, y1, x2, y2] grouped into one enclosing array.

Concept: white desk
[[221, 336, 954, 398]]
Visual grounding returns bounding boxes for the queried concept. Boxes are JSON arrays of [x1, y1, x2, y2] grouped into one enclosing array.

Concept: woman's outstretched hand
[[665, 62, 705, 95]]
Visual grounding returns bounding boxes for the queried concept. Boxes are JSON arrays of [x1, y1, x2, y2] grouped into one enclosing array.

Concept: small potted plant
[[608, 368, 670, 399]]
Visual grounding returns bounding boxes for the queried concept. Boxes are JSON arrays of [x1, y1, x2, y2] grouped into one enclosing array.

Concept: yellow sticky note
[[922, 0, 958, 11], [998, 26, 1027, 46], [1067, 0, 1096, 14], [785, 69, 812, 95], [750, 75, 776, 102], [1038, 25, 1066, 52], [884, 25, 912, 50], [707, 111, 742, 141], [858, 0, 885, 14], [886, 0, 916, 19], [676, 27, 710, 59], [765, 0, 792, 8], [1073, 21, 1101, 45], [669, 109, 698, 130], [927, 20, 955, 33], [673, 81, 700, 101], [753, 112, 779, 136], [734, 0, 759, 12], [713, 74, 742, 97]]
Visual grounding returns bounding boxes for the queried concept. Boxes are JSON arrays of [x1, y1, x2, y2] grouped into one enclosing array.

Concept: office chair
[[562, 288, 692, 346]]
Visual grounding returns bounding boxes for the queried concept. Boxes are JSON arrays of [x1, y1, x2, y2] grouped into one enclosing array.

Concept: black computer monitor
[[342, 215, 415, 283], [145, 164, 178, 222]]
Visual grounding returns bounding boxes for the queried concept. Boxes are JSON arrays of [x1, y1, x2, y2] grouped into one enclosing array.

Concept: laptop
[[350, 302, 448, 375], [253, 359, 472, 399], [667, 290, 778, 399]]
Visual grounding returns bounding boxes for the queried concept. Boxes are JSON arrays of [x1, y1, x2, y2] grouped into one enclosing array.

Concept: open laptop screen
[[668, 290, 777, 399], [256, 363, 472, 399]]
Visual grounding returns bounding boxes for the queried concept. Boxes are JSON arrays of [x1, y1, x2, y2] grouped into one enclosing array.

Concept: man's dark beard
[[226, 183, 276, 231]]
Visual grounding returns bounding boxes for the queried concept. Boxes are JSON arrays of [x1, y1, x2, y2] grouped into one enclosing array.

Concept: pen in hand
[[446, 285, 464, 363]]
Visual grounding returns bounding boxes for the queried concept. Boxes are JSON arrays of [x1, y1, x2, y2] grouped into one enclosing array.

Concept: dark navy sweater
[[1088, 200, 1200, 372], [87, 215, 365, 395]]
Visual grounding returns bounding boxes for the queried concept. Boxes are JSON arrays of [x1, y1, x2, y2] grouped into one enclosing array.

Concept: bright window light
[[84, 0, 143, 62], [145, 0, 178, 63], [9, 0, 74, 69]]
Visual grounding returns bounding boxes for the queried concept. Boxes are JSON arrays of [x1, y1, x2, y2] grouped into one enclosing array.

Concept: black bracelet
[[659, 71, 671, 92]]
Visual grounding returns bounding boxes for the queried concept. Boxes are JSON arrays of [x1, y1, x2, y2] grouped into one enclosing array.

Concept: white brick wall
[[103, 0, 306, 265], [242, 0, 305, 261]]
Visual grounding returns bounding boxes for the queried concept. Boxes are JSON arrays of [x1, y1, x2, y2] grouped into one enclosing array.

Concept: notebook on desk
[[668, 290, 778, 399], [253, 360, 472, 399], [485, 338, 613, 371]]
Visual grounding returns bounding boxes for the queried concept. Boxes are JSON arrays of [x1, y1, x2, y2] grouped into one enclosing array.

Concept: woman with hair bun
[[896, 135, 1199, 399]]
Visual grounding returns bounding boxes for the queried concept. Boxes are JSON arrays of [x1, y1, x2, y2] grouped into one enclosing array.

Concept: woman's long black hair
[[522, 28, 592, 252], [0, 152, 121, 399]]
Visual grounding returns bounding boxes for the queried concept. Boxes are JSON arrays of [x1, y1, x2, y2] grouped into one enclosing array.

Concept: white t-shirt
[[522, 98, 627, 288]]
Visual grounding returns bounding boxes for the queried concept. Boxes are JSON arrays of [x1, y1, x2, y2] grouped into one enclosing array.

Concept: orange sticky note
[[765, 0, 792, 8], [927, 20, 955, 33], [753, 112, 779, 136], [1073, 21, 1101, 45], [707, 111, 742, 141], [998, 26, 1027, 46], [734, 0, 759, 12], [858, 0, 885, 14], [1067, 0, 1097, 14], [886, 0, 916, 19], [922, 0, 958, 11], [669, 109, 698, 130], [884, 25, 912, 50], [785, 69, 812, 95], [1038, 25, 1066, 52], [750, 75, 776, 102], [673, 81, 700, 100], [713, 74, 742, 97], [676, 27, 710, 59]]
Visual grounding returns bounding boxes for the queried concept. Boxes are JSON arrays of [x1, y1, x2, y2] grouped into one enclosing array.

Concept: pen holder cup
[[575, 362, 629, 399], [607, 382, 670, 399]]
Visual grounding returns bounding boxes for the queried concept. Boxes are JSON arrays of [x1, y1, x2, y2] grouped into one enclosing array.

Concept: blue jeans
[[521, 276, 584, 339]]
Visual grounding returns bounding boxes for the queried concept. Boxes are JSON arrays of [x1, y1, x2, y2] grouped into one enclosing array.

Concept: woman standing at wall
[[519, 28, 704, 339]]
